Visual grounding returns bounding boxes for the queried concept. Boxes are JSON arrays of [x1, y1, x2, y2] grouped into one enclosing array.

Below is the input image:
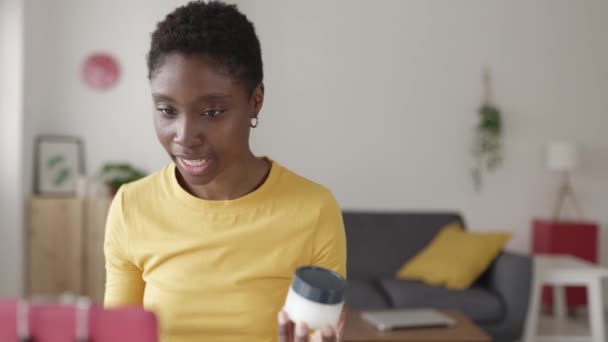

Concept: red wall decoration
[[82, 53, 121, 91]]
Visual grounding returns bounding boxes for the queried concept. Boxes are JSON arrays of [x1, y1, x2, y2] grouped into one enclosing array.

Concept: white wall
[[0, 0, 24, 296], [23, 0, 195, 193], [238, 0, 608, 306], [17, 0, 608, 296], [238, 0, 608, 250]]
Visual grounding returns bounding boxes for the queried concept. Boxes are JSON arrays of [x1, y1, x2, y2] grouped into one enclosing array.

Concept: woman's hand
[[277, 309, 346, 342]]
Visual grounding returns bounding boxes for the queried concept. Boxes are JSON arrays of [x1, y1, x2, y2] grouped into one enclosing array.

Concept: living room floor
[[532, 313, 608, 341]]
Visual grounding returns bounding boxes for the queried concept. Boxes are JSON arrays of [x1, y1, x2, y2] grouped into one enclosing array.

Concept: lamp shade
[[547, 141, 578, 172]]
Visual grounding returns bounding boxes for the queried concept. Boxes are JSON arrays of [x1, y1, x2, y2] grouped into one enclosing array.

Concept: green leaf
[[472, 102, 504, 191], [99, 162, 146, 188], [47, 155, 65, 168], [54, 168, 71, 186]]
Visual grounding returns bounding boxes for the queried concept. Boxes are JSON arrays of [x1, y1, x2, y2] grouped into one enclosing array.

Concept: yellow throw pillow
[[396, 223, 511, 290]]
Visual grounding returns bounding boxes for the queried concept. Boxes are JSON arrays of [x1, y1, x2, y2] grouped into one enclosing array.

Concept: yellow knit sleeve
[[311, 191, 347, 279], [103, 186, 145, 307]]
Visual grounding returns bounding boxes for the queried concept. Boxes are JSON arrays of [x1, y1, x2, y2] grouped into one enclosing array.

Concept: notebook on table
[[361, 309, 456, 331]]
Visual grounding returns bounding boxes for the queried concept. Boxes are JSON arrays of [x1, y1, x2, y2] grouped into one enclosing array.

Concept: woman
[[103, 1, 347, 341]]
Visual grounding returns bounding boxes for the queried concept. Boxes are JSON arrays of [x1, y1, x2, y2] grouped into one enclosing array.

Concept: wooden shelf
[[27, 197, 111, 304]]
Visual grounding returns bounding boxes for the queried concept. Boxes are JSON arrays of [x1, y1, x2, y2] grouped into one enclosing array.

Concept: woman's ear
[[250, 83, 265, 118]]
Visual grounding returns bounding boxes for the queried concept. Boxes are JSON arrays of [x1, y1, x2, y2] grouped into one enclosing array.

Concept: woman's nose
[[173, 115, 203, 148]]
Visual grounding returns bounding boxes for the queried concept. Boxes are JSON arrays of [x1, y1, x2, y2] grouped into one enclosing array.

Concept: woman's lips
[[176, 157, 212, 177]]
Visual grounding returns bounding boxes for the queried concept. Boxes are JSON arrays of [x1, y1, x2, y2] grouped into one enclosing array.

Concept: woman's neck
[[184, 153, 271, 201]]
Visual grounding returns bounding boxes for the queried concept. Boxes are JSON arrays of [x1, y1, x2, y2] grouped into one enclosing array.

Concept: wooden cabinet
[[28, 198, 83, 297], [27, 197, 111, 303]]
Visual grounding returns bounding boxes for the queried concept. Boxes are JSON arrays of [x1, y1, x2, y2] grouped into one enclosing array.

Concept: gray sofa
[[343, 211, 532, 342]]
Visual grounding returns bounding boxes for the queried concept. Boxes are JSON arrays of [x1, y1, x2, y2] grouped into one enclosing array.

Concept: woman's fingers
[[320, 325, 337, 342], [336, 309, 347, 340], [278, 309, 341, 342], [278, 310, 294, 342], [294, 322, 310, 342]]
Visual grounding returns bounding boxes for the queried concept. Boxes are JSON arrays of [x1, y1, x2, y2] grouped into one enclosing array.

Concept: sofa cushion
[[379, 279, 504, 323], [345, 279, 390, 310], [396, 223, 511, 289], [343, 212, 465, 279]]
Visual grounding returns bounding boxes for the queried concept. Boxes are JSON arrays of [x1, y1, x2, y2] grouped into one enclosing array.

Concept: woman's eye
[[158, 107, 177, 116], [202, 109, 225, 118]]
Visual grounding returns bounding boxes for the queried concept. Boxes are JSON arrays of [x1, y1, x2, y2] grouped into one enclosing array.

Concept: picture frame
[[34, 135, 86, 196]]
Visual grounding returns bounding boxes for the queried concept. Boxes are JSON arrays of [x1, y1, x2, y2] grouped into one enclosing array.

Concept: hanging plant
[[472, 68, 503, 191]]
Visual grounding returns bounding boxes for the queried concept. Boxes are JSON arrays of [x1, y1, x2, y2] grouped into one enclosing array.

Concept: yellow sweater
[[103, 159, 347, 342]]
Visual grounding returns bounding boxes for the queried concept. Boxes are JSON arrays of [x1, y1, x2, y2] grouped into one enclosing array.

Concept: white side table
[[524, 255, 608, 342]]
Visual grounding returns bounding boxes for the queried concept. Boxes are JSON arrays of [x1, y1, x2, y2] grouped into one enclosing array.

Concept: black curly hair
[[147, 1, 263, 96]]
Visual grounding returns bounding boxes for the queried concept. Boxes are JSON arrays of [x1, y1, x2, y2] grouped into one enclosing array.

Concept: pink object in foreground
[[0, 299, 158, 341]]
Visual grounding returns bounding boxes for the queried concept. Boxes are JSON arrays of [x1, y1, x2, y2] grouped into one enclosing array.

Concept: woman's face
[[150, 53, 263, 186]]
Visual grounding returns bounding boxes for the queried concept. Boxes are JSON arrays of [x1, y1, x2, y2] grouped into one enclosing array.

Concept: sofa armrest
[[485, 251, 532, 336]]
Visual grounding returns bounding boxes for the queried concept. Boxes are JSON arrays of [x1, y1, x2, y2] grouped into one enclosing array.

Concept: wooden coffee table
[[343, 310, 491, 342]]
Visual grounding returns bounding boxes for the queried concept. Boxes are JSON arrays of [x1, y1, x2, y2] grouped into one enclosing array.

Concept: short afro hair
[[147, 1, 263, 95]]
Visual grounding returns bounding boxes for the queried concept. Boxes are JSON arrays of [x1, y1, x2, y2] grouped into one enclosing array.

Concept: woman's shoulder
[[274, 161, 336, 205]]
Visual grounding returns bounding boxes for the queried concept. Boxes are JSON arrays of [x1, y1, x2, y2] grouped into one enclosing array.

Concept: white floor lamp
[[547, 141, 582, 221]]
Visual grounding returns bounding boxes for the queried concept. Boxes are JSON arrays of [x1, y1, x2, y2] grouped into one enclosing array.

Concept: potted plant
[[472, 68, 503, 191], [100, 162, 146, 196]]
